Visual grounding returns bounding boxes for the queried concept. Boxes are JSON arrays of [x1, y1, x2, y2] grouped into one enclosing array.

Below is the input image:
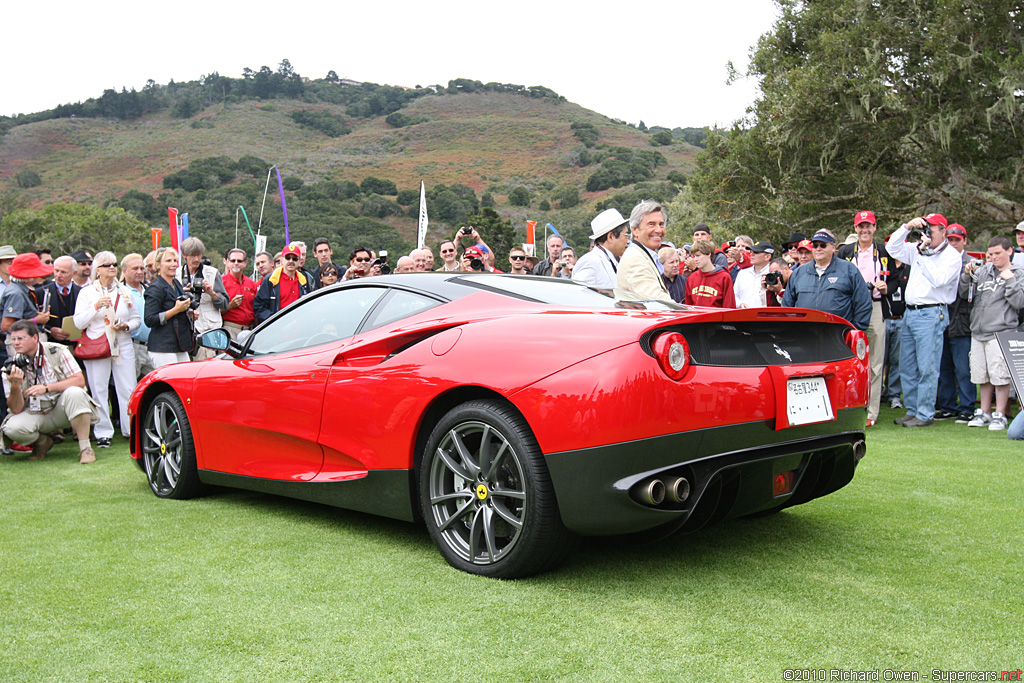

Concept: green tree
[[15, 170, 41, 188], [650, 131, 673, 147], [690, 0, 1024, 234], [361, 176, 398, 196], [508, 186, 532, 207], [465, 208, 516, 261], [1, 204, 151, 254]]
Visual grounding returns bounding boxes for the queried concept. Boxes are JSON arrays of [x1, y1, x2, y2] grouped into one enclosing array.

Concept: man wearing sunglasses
[[508, 247, 530, 275], [253, 244, 314, 324], [782, 228, 872, 333]]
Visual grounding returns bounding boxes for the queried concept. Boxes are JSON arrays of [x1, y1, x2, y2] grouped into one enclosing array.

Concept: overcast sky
[[4, 1, 779, 129]]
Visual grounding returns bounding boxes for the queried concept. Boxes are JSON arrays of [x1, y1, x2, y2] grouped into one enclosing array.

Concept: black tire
[[141, 391, 202, 499], [419, 399, 576, 578]]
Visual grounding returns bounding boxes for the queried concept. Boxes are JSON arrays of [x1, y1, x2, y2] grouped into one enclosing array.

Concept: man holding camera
[[959, 236, 1024, 430], [2, 320, 99, 463], [253, 244, 315, 324], [885, 213, 963, 427], [178, 237, 228, 360]]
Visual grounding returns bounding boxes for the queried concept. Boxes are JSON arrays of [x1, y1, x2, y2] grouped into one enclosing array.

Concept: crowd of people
[[2, 200, 1022, 463]]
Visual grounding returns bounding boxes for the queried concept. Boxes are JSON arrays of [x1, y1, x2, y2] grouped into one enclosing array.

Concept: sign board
[[996, 330, 1024, 410]]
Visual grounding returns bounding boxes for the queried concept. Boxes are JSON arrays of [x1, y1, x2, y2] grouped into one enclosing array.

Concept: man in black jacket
[[36, 255, 80, 350], [935, 224, 975, 422]]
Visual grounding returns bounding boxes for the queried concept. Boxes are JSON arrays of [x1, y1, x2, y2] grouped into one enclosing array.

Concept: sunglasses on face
[[227, 258, 246, 263], [510, 255, 525, 260], [354, 257, 371, 263], [811, 242, 830, 249], [98, 263, 117, 268], [284, 255, 300, 262]]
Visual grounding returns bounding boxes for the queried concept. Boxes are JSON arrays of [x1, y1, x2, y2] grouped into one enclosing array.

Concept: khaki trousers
[[867, 300, 885, 421]]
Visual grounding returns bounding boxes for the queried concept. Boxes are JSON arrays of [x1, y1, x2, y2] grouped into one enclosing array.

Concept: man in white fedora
[[572, 209, 632, 290]]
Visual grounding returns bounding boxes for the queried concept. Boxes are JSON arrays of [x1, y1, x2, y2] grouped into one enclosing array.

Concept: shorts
[[970, 337, 1010, 385]]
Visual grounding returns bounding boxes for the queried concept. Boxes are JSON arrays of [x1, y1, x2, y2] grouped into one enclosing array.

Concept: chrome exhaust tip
[[633, 478, 666, 506], [661, 476, 690, 504], [853, 439, 866, 463]]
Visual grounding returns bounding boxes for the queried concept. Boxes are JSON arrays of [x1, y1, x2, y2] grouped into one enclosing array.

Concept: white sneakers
[[966, 409, 1008, 430], [967, 410, 991, 427]]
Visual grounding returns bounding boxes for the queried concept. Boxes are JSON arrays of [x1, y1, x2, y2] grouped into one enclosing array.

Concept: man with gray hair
[[617, 200, 671, 300], [178, 237, 229, 360]]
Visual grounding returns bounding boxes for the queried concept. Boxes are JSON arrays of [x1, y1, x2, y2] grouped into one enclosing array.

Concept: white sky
[[3, 1, 779, 130]]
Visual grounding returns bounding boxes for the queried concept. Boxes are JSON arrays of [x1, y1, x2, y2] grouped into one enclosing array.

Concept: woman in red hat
[[1, 253, 53, 357]]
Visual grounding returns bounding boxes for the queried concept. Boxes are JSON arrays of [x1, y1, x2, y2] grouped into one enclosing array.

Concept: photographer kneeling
[[2, 320, 100, 464]]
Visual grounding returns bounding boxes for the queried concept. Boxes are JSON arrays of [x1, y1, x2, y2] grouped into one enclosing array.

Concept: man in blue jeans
[[885, 214, 964, 427]]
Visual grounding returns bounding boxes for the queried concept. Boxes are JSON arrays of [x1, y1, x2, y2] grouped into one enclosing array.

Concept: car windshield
[[453, 273, 685, 311]]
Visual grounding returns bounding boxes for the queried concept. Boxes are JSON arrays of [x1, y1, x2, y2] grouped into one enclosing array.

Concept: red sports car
[[128, 273, 868, 578]]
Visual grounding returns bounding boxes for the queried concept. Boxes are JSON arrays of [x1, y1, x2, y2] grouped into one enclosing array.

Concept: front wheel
[[419, 399, 575, 578], [141, 391, 202, 499]]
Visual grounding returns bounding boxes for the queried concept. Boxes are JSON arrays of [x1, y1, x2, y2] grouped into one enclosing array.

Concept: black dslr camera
[[764, 271, 783, 287], [908, 221, 932, 241], [3, 354, 31, 375], [184, 274, 204, 310]]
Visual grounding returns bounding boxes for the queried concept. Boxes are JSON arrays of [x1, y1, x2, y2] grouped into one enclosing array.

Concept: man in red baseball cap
[[252, 244, 314, 324], [886, 212, 963, 427], [838, 211, 891, 425]]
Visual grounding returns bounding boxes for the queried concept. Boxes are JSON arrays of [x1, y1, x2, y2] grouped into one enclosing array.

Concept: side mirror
[[200, 328, 230, 351]]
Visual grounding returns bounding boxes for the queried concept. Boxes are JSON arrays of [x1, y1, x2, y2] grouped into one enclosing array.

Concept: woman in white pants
[[72, 251, 140, 447]]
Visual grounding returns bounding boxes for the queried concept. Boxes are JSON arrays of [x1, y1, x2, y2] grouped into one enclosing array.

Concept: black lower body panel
[[545, 408, 865, 536]]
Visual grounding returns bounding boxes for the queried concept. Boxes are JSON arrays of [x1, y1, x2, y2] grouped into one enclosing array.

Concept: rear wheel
[[419, 399, 575, 578], [141, 391, 202, 499]]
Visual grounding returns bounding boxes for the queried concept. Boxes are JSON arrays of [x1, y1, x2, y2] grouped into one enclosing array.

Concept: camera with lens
[[371, 251, 391, 275], [969, 258, 985, 270], [461, 226, 473, 236], [3, 354, 30, 375], [184, 274, 204, 310], [468, 257, 485, 272], [727, 240, 737, 249], [908, 220, 932, 242], [764, 271, 783, 287]]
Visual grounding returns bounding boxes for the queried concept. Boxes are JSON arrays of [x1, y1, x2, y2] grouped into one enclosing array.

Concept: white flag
[[417, 180, 428, 249]]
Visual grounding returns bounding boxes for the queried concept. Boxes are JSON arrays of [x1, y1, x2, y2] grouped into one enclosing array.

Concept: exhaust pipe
[[662, 476, 690, 503], [853, 439, 866, 463], [633, 478, 666, 506]]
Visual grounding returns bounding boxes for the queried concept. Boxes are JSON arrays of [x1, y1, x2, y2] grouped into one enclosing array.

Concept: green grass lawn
[[1, 406, 1021, 682]]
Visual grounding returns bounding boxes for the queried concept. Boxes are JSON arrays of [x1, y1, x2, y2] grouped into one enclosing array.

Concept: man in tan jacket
[[617, 200, 671, 301]]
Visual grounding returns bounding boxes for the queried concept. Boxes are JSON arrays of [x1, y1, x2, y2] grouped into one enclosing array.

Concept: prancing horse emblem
[[773, 344, 792, 361]]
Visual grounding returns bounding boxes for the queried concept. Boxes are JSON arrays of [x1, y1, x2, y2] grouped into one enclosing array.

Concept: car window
[[248, 287, 387, 354], [361, 290, 441, 333], [454, 273, 684, 310]]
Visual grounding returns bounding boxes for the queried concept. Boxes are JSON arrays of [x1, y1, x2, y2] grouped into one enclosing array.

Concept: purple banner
[[275, 166, 290, 244]]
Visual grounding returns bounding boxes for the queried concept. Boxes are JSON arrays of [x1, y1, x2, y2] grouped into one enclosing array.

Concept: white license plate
[[786, 377, 834, 426]]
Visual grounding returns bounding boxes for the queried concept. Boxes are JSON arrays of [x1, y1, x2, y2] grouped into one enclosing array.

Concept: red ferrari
[[128, 273, 868, 578]]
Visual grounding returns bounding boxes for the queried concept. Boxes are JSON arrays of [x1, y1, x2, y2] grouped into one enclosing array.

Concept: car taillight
[[652, 331, 689, 380], [845, 329, 868, 361], [773, 471, 795, 496]]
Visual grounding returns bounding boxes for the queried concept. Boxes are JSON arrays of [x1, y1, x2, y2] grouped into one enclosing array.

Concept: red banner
[[168, 208, 179, 251], [151, 228, 162, 252], [526, 220, 536, 246]]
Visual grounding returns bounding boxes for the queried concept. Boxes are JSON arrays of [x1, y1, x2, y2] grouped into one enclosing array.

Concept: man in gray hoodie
[[959, 235, 1024, 430]]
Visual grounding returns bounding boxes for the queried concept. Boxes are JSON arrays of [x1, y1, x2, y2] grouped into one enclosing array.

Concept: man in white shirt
[[885, 213, 964, 427], [572, 209, 630, 291], [734, 241, 775, 308]]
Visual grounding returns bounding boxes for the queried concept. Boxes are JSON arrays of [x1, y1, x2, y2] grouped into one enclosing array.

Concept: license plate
[[786, 377, 834, 426]]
